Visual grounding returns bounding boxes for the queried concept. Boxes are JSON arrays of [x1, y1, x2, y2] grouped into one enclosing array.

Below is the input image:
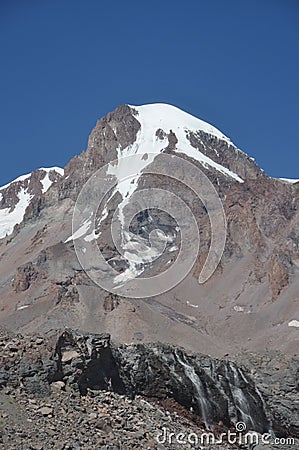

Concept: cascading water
[[227, 362, 256, 429], [230, 363, 272, 434], [175, 350, 212, 429], [171, 351, 270, 434], [117, 344, 271, 434]]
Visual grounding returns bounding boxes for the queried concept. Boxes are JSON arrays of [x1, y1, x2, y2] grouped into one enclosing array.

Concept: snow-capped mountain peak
[[128, 103, 243, 182], [129, 103, 232, 144], [107, 104, 244, 211]]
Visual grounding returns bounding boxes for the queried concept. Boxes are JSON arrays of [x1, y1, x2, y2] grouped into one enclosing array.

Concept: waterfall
[[175, 351, 212, 428], [226, 362, 255, 429], [232, 364, 272, 434], [150, 346, 271, 434]]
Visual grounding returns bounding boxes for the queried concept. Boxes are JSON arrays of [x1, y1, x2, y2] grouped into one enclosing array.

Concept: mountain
[[0, 104, 298, 358], [0, 104, 298, 446]]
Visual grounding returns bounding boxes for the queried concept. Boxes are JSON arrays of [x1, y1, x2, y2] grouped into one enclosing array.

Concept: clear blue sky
[[0, 0, 298, 186]]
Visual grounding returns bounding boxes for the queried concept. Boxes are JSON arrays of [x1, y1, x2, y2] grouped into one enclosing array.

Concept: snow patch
[[234, 305, 245, 312], [279, 178, 299, 184], [17, 305, 30, 311], [186, 300, 199, 308], [65, 218, 92, 243], [113, 265, 143, 285], [0, 166, 63, 192], [40, 167, 64, 193], [288, 320, 299, 328], [0, 188, 33, 239], [41, 173, 52, 193]]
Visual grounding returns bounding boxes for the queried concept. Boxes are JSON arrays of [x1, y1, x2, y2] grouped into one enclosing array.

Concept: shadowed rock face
[[110, 343, 271, 434], [232, 350, 299, 439], [0, 329, 280, 435], [1, 328, 298, 441]]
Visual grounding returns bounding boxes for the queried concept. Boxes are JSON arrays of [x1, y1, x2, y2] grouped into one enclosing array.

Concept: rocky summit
[[0, 103, 298, 448]]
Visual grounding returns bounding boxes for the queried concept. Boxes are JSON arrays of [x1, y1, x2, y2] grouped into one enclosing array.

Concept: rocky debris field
[[1, 385, 222, 450], [0, 327, 298, 450]]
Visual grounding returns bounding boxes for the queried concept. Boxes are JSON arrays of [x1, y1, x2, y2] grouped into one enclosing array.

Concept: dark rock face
[[85, 104, 141, 166], [1, 328, 298, 445], [186, 130, 262, 181], [53, 330, 125, 395], [3, 329, 294, 436], [111, 343, 271, 434], [234, 350, 299, 439]]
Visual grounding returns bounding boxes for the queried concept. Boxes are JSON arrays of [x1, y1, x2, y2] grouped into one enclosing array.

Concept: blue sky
[[0, 0, 298, 186]]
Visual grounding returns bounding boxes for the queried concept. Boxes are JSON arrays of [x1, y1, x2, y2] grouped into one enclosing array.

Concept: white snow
[[288, 320, 299, 328], [0, 166, 63, 192], [279, 178, 299, 184], [39, 167, 64, 176], [0, 167, 64, 239], [17, 305, 30, 311], [0, 188, 33, 239], [123, 240, 161, 264], [41, 173, 52, 193], [186, 300, 199, 308], [39, 167, 64, 193], [128, 104, 244, 183], [131, 103, 233, 144], [65, 218, 92, 243], [113, 265, 143, 285], [84, 230, 97, 242], [234, 305, 245, 312]]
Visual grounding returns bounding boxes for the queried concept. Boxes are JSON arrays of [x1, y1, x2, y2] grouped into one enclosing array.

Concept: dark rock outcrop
[[234, 350, 299, 439], [2, 329, 297, 439]]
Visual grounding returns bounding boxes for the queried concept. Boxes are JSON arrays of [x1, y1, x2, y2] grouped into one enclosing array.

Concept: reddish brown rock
[[13, 262, 38, 293]]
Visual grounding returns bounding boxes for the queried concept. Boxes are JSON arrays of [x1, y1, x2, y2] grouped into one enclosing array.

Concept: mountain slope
[[0, 104, 298, 358]]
